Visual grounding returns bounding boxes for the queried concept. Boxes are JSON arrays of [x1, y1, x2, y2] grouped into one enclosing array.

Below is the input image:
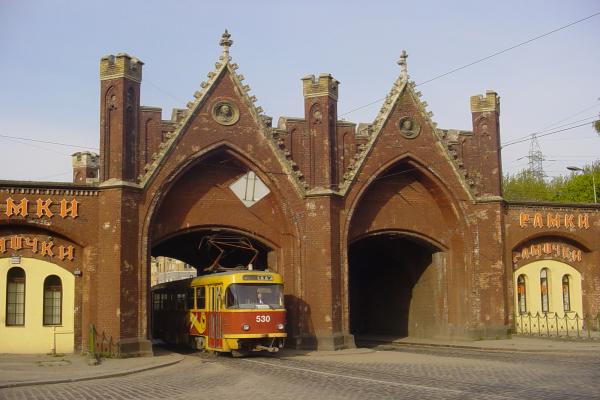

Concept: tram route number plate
[[256, 315, 271, 323]]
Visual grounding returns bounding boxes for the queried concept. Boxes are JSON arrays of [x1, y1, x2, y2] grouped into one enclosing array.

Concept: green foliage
[[594, 118, 600, 134], [502, 170, 556, 201], [503, 162, 599, 203]]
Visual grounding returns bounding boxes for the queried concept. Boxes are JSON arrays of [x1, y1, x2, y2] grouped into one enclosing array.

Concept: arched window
[[540, 268, 549, 313], [517, 275, 527, 314], [562, 275, 571, 312], [43, 275, 62, 325], [6, 267, 26, 326]]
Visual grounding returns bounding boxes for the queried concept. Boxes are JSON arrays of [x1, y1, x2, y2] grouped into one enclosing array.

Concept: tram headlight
[[276, 323, 285, 330], [242, 323, 250, 331]]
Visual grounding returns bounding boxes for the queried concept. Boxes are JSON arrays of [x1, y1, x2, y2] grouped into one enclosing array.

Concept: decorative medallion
[[212, 101, 239, 126], [397, 116, 421, 139]]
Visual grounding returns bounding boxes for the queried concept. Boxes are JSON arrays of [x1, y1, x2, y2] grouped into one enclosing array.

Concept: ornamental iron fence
[[513, 312, 600, 339]]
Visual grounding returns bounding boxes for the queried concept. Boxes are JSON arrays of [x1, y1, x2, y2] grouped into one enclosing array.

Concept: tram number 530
[[256, 315, 271, 323]]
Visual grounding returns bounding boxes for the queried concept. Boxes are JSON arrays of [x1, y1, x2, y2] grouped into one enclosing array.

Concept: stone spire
[[219, 29, 233, 60], [397, 50, 408, 81]]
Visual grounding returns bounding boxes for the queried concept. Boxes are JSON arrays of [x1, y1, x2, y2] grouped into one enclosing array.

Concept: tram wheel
[[231, 349, 248, 358]]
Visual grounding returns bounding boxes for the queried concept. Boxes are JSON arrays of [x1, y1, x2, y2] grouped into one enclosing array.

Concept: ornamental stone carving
[[212, 101, 240, 126], [397, 116, 421, 139]]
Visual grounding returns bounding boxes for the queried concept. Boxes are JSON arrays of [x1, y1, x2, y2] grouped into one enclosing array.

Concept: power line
[[501, 121, 594, 148], [535, 100, 600, 132], [416, 11, 600, 87], [0, 134, 98, 150], [501, 115, 598, 148], [339, 11, 600, 117]]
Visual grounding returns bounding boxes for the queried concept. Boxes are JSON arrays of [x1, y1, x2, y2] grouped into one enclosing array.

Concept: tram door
[[207, 285, 223, 349]]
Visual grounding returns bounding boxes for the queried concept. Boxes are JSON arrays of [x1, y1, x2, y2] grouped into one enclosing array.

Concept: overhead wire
[[339, 11, 600, 117], [501, 121, 593, 148], [2, 13, 599, 183], [0, 133, 97, 151]]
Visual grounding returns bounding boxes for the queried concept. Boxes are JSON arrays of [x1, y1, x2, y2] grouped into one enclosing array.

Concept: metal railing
[[513, 312, 600, 339], [88, 324, 120, 359]]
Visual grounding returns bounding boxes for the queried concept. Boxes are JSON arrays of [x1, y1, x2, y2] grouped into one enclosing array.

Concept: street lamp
[[567, 166, 597, 203]]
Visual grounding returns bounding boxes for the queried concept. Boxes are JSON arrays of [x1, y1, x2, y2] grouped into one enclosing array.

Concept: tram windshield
[[225, 284, 284, 309]]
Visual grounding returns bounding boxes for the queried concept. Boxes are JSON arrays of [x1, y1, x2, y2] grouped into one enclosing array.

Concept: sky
[[0, 0, 598, 182]]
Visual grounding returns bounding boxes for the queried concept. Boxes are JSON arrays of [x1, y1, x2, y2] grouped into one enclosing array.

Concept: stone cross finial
[[219, 30, 233, 57], [397, 50, 408, 81]]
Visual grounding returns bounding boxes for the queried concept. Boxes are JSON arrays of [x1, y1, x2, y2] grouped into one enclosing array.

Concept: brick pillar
[[96, 185, 152, 357], [71, 151, 99, 184], [99, 53, 143, 183], [301, 74, 340, 191], [468, 91, 508, 338], [470, 91, 502, 197], [301, 195, 352, 350]]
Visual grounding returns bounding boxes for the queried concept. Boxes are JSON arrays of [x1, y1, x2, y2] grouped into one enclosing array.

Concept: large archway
[[345, 157, 466, 341], [152, 228, 274, 274], [349, 233, 443, 339], [143, 146, 295, 343]]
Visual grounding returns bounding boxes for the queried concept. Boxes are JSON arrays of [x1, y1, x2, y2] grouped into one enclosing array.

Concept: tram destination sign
[[243, 274, 273, 281]]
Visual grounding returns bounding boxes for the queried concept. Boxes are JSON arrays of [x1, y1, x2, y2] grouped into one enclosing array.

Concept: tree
[[502, 170, 556, 202], [503, 162, 599, 203]]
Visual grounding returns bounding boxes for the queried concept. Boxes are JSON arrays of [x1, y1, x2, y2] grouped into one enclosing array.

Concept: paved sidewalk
[[0, 351, 183, 389], [1, 336, 599, 389], [356, 335, 600, 353]]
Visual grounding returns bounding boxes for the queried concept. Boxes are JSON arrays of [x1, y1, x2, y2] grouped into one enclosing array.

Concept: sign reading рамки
[[2, 197, 79, 219], [518, 212, 590, 230]]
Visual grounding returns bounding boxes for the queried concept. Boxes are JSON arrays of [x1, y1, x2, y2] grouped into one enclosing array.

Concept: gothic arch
[[342, 154, 470, 338]]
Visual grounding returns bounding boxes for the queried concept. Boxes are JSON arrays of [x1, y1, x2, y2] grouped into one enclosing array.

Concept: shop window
[[540, 268, 549, 313], [6, 267, 26, 326], [517, 274, 527, 314], [43, 275, 62, 325], [562, 275, 571, 312]]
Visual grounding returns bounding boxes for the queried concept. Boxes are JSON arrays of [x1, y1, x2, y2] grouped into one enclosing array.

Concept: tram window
[[196, 287, 206, 309], [225, 284, 284, 309], [162, 293, 170, 310], [153, 293, 161, 311], [186, 289, 194, 309], [176, 293, 186, 310]]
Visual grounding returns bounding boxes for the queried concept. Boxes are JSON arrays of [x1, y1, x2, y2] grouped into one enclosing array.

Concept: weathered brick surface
[[0, 46, 598, 355]]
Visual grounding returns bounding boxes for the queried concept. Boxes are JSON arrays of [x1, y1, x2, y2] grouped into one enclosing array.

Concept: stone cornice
[[98, 179, 142, 190]]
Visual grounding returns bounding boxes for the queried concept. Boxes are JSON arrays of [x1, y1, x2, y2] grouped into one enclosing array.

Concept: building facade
[[1, 32, 598, 355]]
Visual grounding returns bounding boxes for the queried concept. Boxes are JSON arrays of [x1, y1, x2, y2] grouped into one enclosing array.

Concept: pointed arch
[[345, 153, 468, 244]]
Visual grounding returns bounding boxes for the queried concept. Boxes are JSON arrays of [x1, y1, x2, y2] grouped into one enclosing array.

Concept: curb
[[0, 355, 184, 389], [359, 340, 600, 353]]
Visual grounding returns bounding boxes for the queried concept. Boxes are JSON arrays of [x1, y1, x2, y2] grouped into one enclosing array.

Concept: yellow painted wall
[[513, 260, 583, 317], [0, 257, 75, 354]]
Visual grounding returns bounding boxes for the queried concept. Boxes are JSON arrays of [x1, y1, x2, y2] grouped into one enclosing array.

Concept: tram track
[[223, 354, 598, 400], [239, 357, 514, 399]]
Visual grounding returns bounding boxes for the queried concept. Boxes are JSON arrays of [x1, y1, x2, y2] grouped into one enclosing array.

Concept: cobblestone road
[[1, 346, 599, 399]]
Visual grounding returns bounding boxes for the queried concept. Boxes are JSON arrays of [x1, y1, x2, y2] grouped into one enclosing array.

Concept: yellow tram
[[151, 269, 286, 355]]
